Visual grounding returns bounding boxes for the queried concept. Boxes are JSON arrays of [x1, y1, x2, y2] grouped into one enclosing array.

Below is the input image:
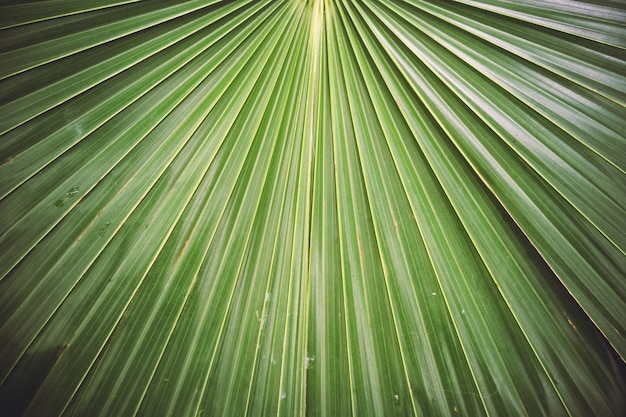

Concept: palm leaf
[[0, 1, 624, 416]]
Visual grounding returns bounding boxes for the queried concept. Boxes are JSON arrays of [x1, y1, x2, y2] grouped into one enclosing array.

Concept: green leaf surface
[[0, 1, 624, 416]]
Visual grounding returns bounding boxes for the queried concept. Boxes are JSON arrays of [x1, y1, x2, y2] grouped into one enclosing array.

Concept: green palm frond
[[0, 1, 624, 416]]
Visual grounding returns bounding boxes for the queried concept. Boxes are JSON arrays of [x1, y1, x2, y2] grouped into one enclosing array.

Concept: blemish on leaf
[[98, 221, 111, 237], [305, 355, 315, 369], [57, 343, 69, 358], [1, 156, 14, 167], [66, 187, 79, 198]]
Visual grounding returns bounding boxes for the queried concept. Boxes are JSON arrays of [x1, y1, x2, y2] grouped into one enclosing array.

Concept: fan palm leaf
[[0, 1, 624, 416]]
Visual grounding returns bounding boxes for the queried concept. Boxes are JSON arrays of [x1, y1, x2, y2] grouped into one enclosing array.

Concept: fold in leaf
[[0, 1, 624, 416]]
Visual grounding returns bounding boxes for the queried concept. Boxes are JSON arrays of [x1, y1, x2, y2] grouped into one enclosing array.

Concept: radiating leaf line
[[0, 1, 279, 285], [454, 0, 626, 48], [358, 1, 626, 360], [418, 1, 626, 106], [352, 2, 620, 412], [367, 1, 626, 253], [0, 0, 261, 136], [346, 5, 502, 416], [306, 3, 352, 415], [0, 55, 231, 382], [333, 3, 425, 416], [0, 0, 142, 29], [0, 0, 224, 80], [40, 7, 292, 417], [1, 3, 289, 413], [341, 3, 516, 415], [326, 8, 359, 416], [243, 45, 304, 412], [0, 1, 624, 416], [134, 5, 306, 416], [385, 2, 626, 173], [0, 1, 268, 197], [275, 3, 320, 415], [329, 6, 419, 415]]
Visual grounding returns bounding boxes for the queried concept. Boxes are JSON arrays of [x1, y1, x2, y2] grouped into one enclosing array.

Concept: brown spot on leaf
[[1, 156, 14, 167], [57, 343, 69, 358]]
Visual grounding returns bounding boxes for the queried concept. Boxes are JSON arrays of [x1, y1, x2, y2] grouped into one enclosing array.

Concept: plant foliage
[[0, 1, 625, 416]]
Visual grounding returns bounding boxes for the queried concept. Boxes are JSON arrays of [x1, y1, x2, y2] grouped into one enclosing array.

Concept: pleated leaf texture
[[1, 1, 625, 416]]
